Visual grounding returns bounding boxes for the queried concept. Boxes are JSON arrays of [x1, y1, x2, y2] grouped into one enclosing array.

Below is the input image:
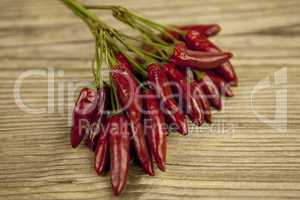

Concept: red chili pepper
[[115, 52, 132, 72], [198, 74, 222, 110], [71, 87, 98, 148], [170, 43, 232, 70], [112, 64, 154, 176], [163, 63, 204, 126], [94, 121, 109, 176], [145, 90, 168, 171], [206, 71, 234, 97], [92, 88, 109, 175], [86, 87, 108, 151], [185, 30, 238, 86], [190, 81, 212, 123], [107, 115, 130, 196], [147, 63, 188, 135], [161, 24, 221, 42], [177, 24, 221, 37]]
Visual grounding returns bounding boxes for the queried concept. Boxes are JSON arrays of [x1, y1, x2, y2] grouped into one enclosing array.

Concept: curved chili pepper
[[107, 115, 130, 196], [198, 74, 222, 110], [206, 71, 234, 97], [170, 43, 232, 70], [145, 90, 168, 171], [177, 24, 221, 37], [86, 87, 108, 151], [163, 63, 204, 126], [190, 81, 212, 123], [185, 30, 238, 86], [112, 65, 154, 176], [71, 87, 98, 148], [147, 63, 188, 135]]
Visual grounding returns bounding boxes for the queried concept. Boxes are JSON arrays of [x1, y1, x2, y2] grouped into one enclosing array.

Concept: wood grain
[[1, 0, 300, 199]]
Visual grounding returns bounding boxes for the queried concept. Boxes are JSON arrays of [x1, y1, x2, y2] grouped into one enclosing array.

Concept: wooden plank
[[0, 0, 300, 199]]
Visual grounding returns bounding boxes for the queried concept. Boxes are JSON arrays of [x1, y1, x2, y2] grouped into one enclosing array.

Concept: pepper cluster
[[63, 0, 238, 196]]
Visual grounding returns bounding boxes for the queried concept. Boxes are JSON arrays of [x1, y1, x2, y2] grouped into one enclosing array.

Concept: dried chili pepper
[[86, 87, 108, 151], [185, 30, 238, 86], [112, 64, 154, 176], [190, 81, 212, 123], [163, 63, 204, 126], [107, 114, 130, 196], [94, 121, 109, 176], [198, 74, 222, 110], [169, 43, 232, 70], [145, 90, 168, 171], [71, 87, 98, 148], [147, 63, 188, 135], [92, 87, 109, 175], [206, 71, 234, 97]]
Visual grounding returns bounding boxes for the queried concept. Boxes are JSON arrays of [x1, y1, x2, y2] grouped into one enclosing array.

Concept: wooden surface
[[1, 0, 300, 199]]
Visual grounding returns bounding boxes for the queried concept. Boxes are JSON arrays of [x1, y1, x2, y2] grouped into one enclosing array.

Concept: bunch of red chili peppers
[[63, 0, 238, 196]]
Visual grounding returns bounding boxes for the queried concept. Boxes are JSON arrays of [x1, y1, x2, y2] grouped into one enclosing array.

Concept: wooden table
[[1, 0, 300, 199]]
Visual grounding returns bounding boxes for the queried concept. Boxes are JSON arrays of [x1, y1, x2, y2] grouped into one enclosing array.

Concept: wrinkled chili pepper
[[147, 63, 188, 135], [190, 81, 212, 123], [206, 71, 234, 97], [92, 87, 109, 175], [86, 87, 108, 151], [163, 63, 204, 126], [71, 87, 98, 148], [185, 30, 238, 86], [107, 115, 130, 196], [169, 43, 232, 70], [145, 90, 168, 171], [198, 74, 222, 110], [94, 120, 109, 176], [112, 64, 154, 176]]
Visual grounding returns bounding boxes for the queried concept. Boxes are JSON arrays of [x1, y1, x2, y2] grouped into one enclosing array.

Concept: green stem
[[84, 5, 116, 10], [61, 0, 99, 23], [113, 33, 157, 65], [119, 50, 148, 77], [110, 84, 116, 110], [194, 70, 204, 80]]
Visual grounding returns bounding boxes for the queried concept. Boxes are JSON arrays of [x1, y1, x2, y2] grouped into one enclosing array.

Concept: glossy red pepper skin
[[185, 30, 238, 86], [145, 90, 168, 171], [170, 43, 232, 70], [177, 24, 221, 37], [71, 87, 98, 148], [199, 74, 222, 110], [190, 81, 212, 123], [163, 63, 204, 126], [206, 71, 234, 97], [107, 115, 130, 196], [147, 63, 188, 135], [112, 64, 154, 176], [86, 87, 108, 151]]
